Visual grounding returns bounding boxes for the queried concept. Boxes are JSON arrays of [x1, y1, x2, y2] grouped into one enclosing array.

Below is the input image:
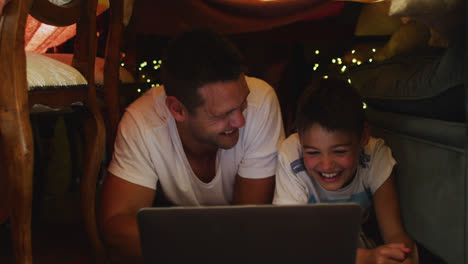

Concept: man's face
[[300, 123, 363, 191], [185, 74, 250, 150]]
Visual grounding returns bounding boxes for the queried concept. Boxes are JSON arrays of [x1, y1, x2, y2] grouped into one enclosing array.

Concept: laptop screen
[[137, 203, 361, 264]]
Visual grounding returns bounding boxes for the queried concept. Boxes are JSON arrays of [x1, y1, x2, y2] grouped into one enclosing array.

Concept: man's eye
[[306, 151, 319, 156]]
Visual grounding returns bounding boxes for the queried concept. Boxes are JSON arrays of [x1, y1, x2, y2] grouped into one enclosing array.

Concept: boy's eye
[[305, 151, 320, 156], [334, 150, 348, 155]]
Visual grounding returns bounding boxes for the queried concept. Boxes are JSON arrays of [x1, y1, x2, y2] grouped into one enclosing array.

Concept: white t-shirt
[[273, 134, 396, 213], [108, 76, 285, 206]]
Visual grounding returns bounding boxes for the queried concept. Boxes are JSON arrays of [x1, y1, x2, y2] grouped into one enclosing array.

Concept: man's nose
[[230, 109, 245, 128]]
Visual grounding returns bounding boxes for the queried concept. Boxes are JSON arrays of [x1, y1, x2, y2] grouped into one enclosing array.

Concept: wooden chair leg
[[78, 107, 106, 263], [1, 112, 34, 264]]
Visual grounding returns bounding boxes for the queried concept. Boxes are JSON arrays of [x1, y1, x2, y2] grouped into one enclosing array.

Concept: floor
[[0, 190, 94, 264], [0, 114, 99, 264]]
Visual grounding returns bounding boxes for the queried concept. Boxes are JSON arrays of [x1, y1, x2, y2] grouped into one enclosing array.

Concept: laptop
[[137, 203, 362, 264]]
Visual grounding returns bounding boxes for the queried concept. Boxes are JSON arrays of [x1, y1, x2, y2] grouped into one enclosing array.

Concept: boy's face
[[300, 123, 367, 191]]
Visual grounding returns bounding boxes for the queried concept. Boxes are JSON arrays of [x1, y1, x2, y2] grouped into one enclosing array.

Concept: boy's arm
[[373, 171, 416, 263], [356, 171, 416, 264]]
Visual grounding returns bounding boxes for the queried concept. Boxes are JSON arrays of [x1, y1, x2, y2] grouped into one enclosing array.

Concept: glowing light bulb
[[351, 50, 356, 54], [363, 102, 367, 109], [323, 75, 328, 79], [315, 50, 319, 55]]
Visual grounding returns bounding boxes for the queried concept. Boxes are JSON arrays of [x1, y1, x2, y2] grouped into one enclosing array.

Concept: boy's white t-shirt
[[273, 133, 396, 213], [108, 76, 284, 206]]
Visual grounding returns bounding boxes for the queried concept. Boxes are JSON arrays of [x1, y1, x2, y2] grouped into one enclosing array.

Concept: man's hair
[[162, 28, 245, 113], [295, 78, 366, 137]]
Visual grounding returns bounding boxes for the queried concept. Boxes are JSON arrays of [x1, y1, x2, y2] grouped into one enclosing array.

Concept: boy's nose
[[320, 156, 335, 170]]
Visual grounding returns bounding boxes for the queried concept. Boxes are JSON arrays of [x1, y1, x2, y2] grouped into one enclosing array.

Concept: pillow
[[44, 53, 136, 85], [388, 0, 463, 45], [348, 32, 464, 122], [388, 0, 460, 17], [26, 52, 87, 90], [354, 1, 402, 37], [373, 20, 430, 62]]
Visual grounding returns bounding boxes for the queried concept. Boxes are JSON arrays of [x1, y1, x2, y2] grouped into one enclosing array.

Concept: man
[[99, 28, 284, 262]]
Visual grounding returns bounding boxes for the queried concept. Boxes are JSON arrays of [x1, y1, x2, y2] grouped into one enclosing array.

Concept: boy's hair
[[295, 78, 366, 137], [162, 28, 245, 113]]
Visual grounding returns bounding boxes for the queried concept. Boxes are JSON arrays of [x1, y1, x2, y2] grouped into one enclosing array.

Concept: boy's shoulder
[[363, 137, 389, 155], [279, 133, 302, 159]]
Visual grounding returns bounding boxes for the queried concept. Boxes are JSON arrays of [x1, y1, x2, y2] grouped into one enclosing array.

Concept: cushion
[[44, 53, 136, 84], [388, 0, 463, 46], [373, 20, 431, 62], [388, 0, 461, 17], [26, 52, 87, 91], [354, 1, 402, 37], [348, 32, 464, 122]]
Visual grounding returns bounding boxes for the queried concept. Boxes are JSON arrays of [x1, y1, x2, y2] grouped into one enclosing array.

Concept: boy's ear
[[166, 96, 187, 122], [360, 122, 370, 147]]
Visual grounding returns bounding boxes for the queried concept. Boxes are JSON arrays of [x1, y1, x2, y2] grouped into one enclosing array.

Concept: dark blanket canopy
[[131, 0, 345, 35]]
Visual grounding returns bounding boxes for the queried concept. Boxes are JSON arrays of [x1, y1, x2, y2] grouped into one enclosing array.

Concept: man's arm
[[99, 172, 156, 263], [233, 174, 275, 204]]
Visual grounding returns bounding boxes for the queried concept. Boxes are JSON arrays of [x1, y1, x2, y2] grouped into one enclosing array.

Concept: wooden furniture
[[103, 0, 125, 158], [43, 0, 132, 159], [0, 0, 106, 263]]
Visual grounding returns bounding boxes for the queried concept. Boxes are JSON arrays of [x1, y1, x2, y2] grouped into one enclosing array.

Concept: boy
[[273, 78, 417, 264]]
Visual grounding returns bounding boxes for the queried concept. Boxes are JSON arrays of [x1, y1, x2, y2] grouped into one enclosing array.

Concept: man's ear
[[360, 122, 370, 147], [166, 96, 187, 122]]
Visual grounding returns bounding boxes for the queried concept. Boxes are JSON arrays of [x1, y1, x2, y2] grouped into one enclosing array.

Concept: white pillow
[[48, 0, 73, 6], [26, 52, 87, 90], [44, 53, 136, 85]]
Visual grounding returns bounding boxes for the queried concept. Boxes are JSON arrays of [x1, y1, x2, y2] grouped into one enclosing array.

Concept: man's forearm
[[101, 214, 143, 263]]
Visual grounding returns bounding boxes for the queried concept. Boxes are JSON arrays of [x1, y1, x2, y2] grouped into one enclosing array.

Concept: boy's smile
[[300, 123, 366, 191]]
